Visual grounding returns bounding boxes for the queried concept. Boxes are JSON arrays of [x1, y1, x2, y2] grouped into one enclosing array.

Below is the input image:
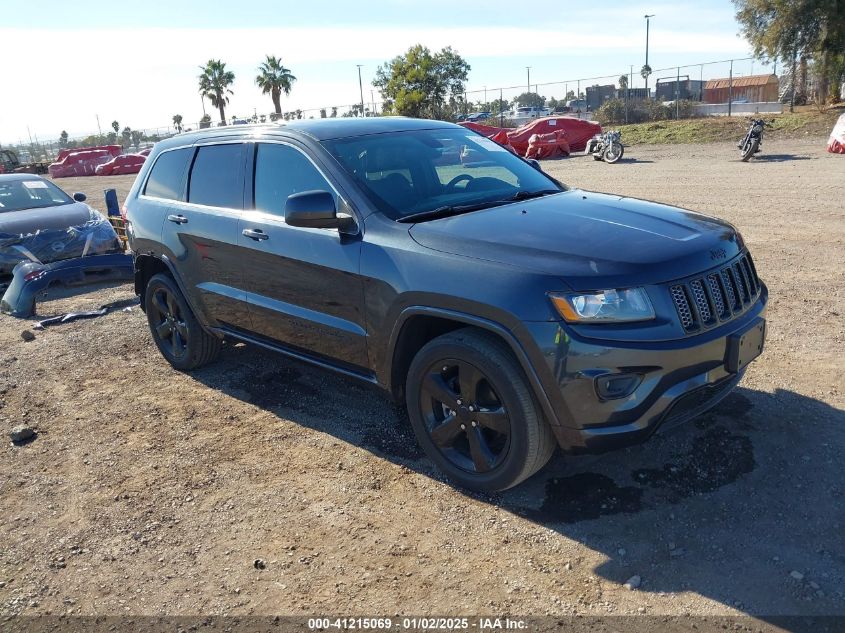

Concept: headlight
[[550, 288, 655, 323], [752, 124, 763, 133]]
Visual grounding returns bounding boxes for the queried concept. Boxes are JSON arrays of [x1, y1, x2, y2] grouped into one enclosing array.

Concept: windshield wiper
[[507, 189, 562, 201], [398, 200, 510, 224], [397, 189, 562, 224]]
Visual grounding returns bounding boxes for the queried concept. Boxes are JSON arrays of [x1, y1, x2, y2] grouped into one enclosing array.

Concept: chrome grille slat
[[670, 253, 762, 334]]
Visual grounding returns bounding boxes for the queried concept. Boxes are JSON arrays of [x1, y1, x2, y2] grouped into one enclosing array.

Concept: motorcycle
[[738, 118, 769, 161], [585, 130, 624, 164]]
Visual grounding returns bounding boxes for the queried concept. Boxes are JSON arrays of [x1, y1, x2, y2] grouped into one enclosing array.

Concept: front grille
[[669, 253, 761, 333]]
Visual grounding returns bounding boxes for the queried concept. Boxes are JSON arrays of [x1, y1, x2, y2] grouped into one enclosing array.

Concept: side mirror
[[72, 192, 87, 202], [285, 190, 354, 231]]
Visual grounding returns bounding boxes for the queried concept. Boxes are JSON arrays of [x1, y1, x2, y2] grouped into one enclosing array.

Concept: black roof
[[154, 117, 459, 151]]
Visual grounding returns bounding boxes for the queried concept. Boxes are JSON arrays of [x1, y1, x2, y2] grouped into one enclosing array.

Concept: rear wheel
[[405, 328, 555, 491], [144, 273, 221, 370]]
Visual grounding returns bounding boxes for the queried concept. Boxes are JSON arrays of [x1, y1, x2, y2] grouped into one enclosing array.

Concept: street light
[[356, 65, 365, 118], [644, 14, 655, 97]]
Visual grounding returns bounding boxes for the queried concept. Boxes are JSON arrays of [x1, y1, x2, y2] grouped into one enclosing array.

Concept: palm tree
[[255, 55, 296, 116], [618, 75, 629, 91], [640, 64, 652, 81], [172, 114, 183, 133], [198, 60, 235, 125], [111, 120, 119, 134]]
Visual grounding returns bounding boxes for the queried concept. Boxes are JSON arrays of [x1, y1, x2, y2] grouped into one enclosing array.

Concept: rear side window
[[188, 144, 244, 209], [144, 148, 192, 200], [254, 143, 335, 216]]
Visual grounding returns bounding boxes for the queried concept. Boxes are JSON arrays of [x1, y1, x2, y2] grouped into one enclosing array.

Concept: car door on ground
[[158, 142, 250, 328], [237, 141, 368, 372]]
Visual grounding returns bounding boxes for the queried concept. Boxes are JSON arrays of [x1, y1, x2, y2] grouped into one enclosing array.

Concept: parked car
[[125, 118, 767, 491], [95, 153, 147, 176], [0, 174, 123, 277], [465, 112, 490, 122]]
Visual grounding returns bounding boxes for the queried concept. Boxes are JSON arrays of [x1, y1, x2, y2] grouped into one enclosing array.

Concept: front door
[[237, 141, 368, 372]]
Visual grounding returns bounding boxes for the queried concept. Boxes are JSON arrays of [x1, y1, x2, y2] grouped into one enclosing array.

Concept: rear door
[[158, 142, 251, 328], [236, 140, 368, 371]]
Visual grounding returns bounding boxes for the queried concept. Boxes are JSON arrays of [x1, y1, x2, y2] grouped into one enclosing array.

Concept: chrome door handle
[[167, 214, 188, 224], [242, 228, 269, 241]]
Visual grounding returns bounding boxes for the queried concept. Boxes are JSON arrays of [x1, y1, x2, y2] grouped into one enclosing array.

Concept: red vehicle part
[[525, 131, 571, 159], [95, 154, 146, 176], [462, 117, 602, 154], [49, 149, 115, 178], [827, 113, 845, 154], [55, 145, 121, 162]]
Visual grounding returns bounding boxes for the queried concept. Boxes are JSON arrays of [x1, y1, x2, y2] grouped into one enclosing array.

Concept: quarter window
[[254, 143, 335, 217], [144, 148, 192, 201], [187, 144, 244, 209]]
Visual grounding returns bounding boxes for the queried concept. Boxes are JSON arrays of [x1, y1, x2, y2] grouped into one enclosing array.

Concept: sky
[[0, 0, 766, 144]]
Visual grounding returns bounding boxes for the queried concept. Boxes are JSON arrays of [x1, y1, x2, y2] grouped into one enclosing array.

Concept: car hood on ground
[[408, 190, 742, 291], [0, 202, 94, 235]]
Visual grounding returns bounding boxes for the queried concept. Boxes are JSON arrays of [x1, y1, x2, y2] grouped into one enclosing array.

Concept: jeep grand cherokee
[[124, 118, 766, 491]]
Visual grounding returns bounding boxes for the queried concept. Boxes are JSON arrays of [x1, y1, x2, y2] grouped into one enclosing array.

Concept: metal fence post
[[676, 66, 681, 119], [728, 59, 733, 117]]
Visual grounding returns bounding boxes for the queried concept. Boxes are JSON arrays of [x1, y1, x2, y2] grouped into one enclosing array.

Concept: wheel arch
[[384, 306, 563, 428], [133, 254, 210, 330]]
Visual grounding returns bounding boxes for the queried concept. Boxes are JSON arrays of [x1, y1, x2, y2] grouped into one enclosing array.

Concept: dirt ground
[[1, 138, 843, 622]]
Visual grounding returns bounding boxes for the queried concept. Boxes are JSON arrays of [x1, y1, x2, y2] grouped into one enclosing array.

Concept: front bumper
[[521, 286, 767, 454]]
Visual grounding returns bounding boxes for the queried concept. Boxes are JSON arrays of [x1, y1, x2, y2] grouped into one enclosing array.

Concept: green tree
[[515, 92, 545, 108], [618, 74, 629, 91], [131, 130, 143, 147], [111, 120, 119, 134], [319, 108, 327, 119], [733, 0, 845, 103], [255, 55, 296, 115], [640, 64, 652, 81], [198, 59, 235, 125], [172, 114, 183, 133], [121, 127, 131, 148], [330, 106, 338, 118], [59, 130, 68, 148], [489, 98, 509, 116], [373, 44, 470, 119]]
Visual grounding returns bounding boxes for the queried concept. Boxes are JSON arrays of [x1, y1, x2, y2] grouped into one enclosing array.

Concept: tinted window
[[144, 148, 191, 200], [188, 144, 244, 209], [254, 143, 335, 216]]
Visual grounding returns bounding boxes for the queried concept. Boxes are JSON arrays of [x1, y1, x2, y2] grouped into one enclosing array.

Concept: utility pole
[[96, 114, 102, 137], [676, 66, 680, 119], [371, 89, 375, 117], [356, 65, 365, 118], [526, 67, 531, 95], [484, 85, 487, 108], [644, 14, 655, 97], [499, 88, 504, 126]]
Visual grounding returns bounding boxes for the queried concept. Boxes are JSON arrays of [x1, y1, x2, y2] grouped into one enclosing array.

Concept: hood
[[0, 202, 95, 235], [408, 190, 742, 290]]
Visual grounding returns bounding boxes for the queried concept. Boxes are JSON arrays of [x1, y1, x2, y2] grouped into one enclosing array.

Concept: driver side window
[[254, 143, 336, 217]]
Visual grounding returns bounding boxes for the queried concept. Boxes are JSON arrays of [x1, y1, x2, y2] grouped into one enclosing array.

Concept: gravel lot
[[1, 138, 843, 621]]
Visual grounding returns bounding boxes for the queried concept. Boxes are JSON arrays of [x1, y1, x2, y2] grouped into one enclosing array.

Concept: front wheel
[[144, 273, 221, 370], [405, 328, 556, 491], [741, 138, 759, 162], [603, 142, 623, 163]]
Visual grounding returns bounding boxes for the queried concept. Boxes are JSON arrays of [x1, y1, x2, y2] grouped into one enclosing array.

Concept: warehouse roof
[[705, 74, 778, 89]]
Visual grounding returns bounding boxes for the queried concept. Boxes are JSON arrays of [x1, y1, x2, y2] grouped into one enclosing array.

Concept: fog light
[[595, 373, 642, 400]]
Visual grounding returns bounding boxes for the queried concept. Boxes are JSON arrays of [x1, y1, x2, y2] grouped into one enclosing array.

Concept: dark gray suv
[[124, 118, 766, 491]]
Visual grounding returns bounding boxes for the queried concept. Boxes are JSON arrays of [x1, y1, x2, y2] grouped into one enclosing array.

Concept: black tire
[[144, 273, 221, 370], [741, 138, 758, 162], [405, 328, 555, 491], [603, 142, 623, 163]]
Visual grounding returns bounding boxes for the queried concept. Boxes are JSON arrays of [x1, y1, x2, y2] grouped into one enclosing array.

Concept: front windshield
[[321, 128, 565, 220], [0, 179, 73, 213]]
